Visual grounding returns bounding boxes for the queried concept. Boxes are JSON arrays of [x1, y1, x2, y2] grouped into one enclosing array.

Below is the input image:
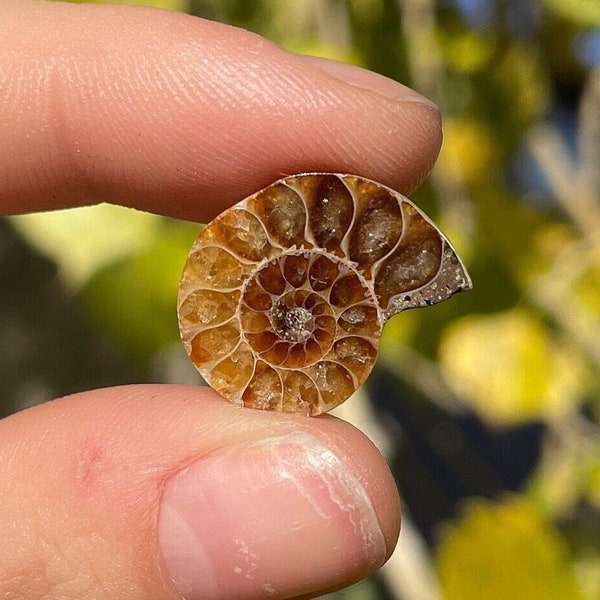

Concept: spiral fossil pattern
[[178, 173, 472, 415]]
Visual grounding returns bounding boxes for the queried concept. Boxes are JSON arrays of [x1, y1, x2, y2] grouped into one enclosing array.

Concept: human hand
[[0, 2, 442, 599]]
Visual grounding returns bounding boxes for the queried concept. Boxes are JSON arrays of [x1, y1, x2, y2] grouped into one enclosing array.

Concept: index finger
[[0, 0, 441, 222]]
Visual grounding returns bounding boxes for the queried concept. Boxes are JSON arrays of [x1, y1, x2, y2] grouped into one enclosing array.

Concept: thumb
[[1, 384, 400, 600]]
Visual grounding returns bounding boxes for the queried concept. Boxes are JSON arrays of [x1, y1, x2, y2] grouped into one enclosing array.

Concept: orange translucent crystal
[[177, 173, 471, 416]]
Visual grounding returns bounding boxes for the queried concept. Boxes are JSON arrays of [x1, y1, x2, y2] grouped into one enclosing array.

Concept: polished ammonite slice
[[178, 173, 471, 416]]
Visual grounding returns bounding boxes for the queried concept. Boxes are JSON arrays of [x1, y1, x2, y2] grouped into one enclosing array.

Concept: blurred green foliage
[[79, 220, 198, 362], [14, 0, 600, 598], [436, 496, 586, 600]]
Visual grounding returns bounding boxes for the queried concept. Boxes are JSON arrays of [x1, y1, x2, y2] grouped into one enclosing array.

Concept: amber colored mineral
[[178, 173, 471, 416]]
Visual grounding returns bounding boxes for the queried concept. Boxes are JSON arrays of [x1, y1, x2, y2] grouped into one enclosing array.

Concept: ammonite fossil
[[178, 173, 471, 416]]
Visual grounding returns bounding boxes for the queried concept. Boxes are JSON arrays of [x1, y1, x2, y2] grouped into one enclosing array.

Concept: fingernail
[[158, 432, 386, 600], [301, 55, 438, 109]]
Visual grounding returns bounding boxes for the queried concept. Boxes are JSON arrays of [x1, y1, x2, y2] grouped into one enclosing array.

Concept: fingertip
[[157, 414, 400, 600], [311, 415, 402, 561], [0, 385, 400, 600], [1, 1, 442, 220]]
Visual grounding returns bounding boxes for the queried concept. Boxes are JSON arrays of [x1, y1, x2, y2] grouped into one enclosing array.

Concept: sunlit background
[[3, 1, 600, 598]]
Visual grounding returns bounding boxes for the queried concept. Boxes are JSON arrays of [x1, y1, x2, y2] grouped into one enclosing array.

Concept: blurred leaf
[[575, 553, 600, 600], [442, 29, 496, 74], [379, 308, 423, 354], [347, 0, 406, 81], [10, 206, 162, 289], [542, 0, 600, 27], [574, 245, 600, 317], [477, 190, 547, 265], [525, 222, 578, 282], [528, 421, 600, 518], [435, 496, 586, 600], [439, 309, 589, 426], [489, 43, 551, 137], [448, 190, 581, 332], [437, 117, 496, 185], [79, 222, 196, 363]]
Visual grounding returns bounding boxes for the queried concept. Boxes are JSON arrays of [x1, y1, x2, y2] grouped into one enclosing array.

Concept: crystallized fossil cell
[[178, 173, 472, 416]]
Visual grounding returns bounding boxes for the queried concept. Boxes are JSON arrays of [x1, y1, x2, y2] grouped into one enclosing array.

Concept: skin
[[0, 1, 442, 599]]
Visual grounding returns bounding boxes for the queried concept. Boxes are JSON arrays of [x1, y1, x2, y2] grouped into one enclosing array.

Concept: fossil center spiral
[[271, 302, 315, 343], [239, 251, 358, 369]]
